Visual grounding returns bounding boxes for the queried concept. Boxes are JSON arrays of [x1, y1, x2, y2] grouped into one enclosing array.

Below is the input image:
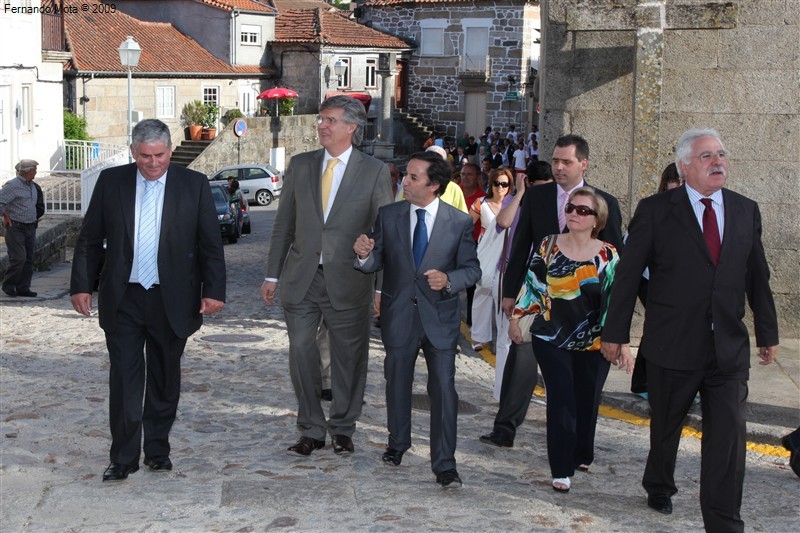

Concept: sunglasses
[[493, 181, 510, 188], [565, 203, 597, 217]]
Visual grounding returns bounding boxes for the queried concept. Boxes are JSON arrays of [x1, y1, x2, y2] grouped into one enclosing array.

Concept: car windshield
[[210, 187, 227, 203], [262, 163, 280, 175]]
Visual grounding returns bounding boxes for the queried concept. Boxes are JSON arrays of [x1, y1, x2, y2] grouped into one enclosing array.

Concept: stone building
[[539, 0, 799, 335], [356, 0, 542, 140]]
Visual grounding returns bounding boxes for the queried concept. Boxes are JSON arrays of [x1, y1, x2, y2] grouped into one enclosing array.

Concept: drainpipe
[[230, 9, 240, 66]]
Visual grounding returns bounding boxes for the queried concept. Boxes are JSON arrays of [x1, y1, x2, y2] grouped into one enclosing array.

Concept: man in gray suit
[[261, 95, 393, 456], [354, 151, 481, 488]]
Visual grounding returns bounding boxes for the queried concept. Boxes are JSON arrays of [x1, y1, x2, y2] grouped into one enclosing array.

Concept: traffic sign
[[234, 118, 248, 137]]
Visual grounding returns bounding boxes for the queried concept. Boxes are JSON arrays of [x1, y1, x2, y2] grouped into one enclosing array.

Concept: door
[[394, 60, 408, 110], [464, 92, 487, 139], [0, 86, 11, 181]]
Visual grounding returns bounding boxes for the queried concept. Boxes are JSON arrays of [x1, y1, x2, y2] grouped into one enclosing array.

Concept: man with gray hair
[[261, 95, 393, 457], [602, 128, 778, 530], [70, 119, 226, 482], [1, 159, 41, 297]]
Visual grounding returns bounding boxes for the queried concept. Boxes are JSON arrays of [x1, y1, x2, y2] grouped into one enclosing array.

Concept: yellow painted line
[[461, 322, 791, 459]]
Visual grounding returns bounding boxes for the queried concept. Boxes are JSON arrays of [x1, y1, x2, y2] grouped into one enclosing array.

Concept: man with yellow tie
[[262, 95, 393, 456]]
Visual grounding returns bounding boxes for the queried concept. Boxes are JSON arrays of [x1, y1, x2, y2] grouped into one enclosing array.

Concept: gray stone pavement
[[1, 206, 798, 531]]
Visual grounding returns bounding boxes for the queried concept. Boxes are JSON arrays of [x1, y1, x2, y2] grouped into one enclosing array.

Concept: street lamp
[[333, 59, 346, 87], [118, 36, 142, 162]]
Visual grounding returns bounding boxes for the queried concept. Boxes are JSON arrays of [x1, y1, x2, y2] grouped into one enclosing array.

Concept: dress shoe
[[332, 434, 354, 455], [782, 434, 800, 478], [647, 493, 673, 514], [382, 448, 404, 466], [144, 456, 173, 471], [102, 462, 139, 482], [320, 388, 333, 401], [435, 469, 462, 489], [287, 436, 325, 456], [16, 290, 37, 297], [479, 431, 513, 448], [2, 286, 16, 297]]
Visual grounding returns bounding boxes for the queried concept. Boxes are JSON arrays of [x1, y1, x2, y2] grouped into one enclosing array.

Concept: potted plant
[[181, 100, 205, 140], [222, 108, 244, 127], [201, 103, 219, 140]]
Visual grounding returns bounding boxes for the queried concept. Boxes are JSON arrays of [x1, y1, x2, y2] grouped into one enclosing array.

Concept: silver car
[[209, 164, 283, 206]]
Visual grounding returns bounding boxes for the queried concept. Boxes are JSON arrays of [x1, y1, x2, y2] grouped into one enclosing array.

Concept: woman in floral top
[[508, 186, 624, 493]]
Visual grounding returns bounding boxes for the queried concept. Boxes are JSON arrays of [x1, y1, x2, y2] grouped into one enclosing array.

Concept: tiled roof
[[196, 0, 276, 13], [269, 0, 331, 10], [63, 0, 272, 75], [275, 8, 411, 48], [363, 0, 481, 5]]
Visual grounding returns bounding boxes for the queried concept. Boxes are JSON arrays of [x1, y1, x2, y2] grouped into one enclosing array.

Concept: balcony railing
[[459, 55, 491, 80]]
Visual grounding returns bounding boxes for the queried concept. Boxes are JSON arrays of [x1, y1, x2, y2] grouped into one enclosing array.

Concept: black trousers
[[105, 284, 187, 465], [2, 222, 36, 291], [491, 342, 539, 442], [644, 357, 748, 533], [533, 337, 610, 478]]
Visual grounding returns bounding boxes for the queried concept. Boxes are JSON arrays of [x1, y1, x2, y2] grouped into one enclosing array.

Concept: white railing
[[38, 140, 128, 214]]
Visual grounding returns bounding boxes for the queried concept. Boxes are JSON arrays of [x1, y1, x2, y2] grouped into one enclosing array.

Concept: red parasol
[[257, 87, 298, 100]]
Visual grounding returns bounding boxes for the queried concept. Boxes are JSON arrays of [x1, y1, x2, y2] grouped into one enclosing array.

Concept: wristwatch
[[444, 279, 452, 294]]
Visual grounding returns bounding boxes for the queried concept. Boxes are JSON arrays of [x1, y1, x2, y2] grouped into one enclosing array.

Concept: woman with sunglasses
[[508, 186, 623, 494], [469, 168, 513, 351]]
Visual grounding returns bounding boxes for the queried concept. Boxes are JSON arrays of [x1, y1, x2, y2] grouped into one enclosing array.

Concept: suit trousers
[[282, 267, 371, 440], [491, 341, 539, 442], [2, 222, 36, 291], [644, 356, 748, 533], [533, 337, 610, 478], [104, 284, 187, 465], [385, 308, 458, 475]]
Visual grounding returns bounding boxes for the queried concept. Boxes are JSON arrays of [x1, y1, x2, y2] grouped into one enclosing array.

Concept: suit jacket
[[70, 163, 226, 339], [502, 180, 623, 300], [266, 147, 392, 310], [355, 200, 482, 350], [602, 186, 778, 373]]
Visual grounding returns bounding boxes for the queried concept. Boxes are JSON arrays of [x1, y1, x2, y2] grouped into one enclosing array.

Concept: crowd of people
[[9, 100, 777, 533]]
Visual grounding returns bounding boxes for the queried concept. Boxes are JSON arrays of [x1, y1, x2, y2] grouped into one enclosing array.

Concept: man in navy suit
[[70, 119, 226, 482], [602, 129, 779, 531], [354, 151, 481, 488]]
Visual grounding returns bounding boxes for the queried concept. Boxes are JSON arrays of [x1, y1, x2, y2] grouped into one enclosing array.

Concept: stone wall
[[542, 0, 800, 336], [187, 115, 321, 176], [0, 216, 82, 281]]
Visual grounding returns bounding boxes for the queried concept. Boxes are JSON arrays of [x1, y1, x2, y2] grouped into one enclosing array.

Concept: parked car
[[229, 186, 251, 235], [209, 164, 283, 206], [210, 184, 241, 244]]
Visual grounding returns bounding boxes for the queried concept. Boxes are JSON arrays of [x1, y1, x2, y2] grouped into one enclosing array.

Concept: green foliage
[[63, 109, 91, 140], [222, 108, 244, 126], [201, 103, 219, 129], [181, 100, 205, 126], [278, 98, 296, 117]]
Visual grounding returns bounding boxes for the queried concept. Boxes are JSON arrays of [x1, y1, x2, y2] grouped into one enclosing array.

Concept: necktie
[[557, 189, 568, 232], [700, 198, 721, 266], [137, 180, 160, 289], [412, 208, 428, 270], [321, 158, 340, 213]]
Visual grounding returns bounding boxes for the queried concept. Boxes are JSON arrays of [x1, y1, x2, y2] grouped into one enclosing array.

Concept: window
[[20, 85, 32, 133], [365, 58, 377, 88], [462, 19, 491, 72], [240, 25, 261, 46], [420, 20, 447, 56], [203, 86, 219, 107], [337, 57, 351, 89], [156, 86, 175, 118]]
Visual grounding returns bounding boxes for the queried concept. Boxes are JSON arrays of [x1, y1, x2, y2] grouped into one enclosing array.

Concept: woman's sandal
[[577, 464, 590, 472], [552, 477, 571, 493]]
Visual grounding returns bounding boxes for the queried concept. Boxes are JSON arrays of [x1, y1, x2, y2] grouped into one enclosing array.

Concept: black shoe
[[782, 434, 800, 478], [102, 462, 139, 482], [321, 389, 333, 402], [647, 494, 673, 514], [2, 286, 16, 297], [332, 435, 354, 455], [436, 469, 462, 489], [382, 448, 404, 466], [16, 290, 37, 297], [479, 431, 513, 448], [144, 456, 173, 471], [287, 436, 325, 456]]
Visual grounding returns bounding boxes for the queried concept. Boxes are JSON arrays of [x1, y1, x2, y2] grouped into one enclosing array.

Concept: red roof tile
[[194, 0, 276, 13], [63, 0, 272, 75], [269, 0, 331, 10], [274, 8, 410, 48], [363, 0, 476, 5]]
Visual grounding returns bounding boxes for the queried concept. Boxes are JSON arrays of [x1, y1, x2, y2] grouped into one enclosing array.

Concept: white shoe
[[552, 477, 571, 492]]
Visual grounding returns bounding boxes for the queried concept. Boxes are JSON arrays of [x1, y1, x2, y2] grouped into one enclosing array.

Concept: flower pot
[[206, 128, 217, 140], [188, 125, 203, 140]]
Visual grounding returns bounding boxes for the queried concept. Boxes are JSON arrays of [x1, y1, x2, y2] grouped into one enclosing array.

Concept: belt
[[11, 220, 37, 226]]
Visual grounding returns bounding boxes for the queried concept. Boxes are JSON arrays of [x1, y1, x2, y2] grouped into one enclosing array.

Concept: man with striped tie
[[70, 119, 226, 482]]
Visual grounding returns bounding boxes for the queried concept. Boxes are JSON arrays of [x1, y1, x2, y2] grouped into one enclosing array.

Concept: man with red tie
[[602, 129, 779, 531]]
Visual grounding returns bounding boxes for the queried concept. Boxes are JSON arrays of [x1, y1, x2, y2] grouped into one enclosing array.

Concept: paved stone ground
[[1, 205, 798, 531]]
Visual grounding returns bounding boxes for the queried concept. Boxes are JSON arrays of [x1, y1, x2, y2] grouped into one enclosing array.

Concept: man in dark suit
[[602, 129, 778, 531], [70, 119, 226, 482], [354, 151, 481, 488], [261, 95, 393, 457], [479, 134, 623, 448]]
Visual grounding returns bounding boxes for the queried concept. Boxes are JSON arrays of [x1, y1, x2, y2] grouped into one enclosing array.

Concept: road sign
[[505, 91, 520, 101], [234, 118, 248, 137]]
